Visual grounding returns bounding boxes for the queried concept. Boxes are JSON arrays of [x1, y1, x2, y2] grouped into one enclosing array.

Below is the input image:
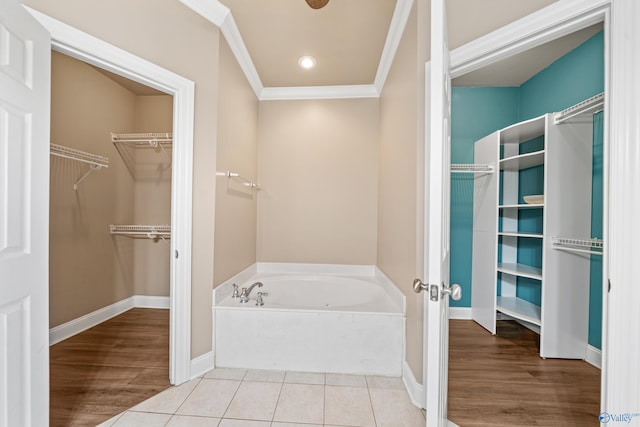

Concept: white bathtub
[[213, 263, 405, 376]]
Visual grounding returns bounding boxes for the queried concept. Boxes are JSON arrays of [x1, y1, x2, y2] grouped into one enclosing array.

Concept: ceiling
[[219, 0, 604, 90]]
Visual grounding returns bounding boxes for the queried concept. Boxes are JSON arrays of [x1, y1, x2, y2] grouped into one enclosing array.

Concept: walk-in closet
[[48, 51, 173, 424], [448, 23, 605, 424]]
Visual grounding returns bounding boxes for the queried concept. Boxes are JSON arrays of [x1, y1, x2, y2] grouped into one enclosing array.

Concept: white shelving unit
[[471, 113, 593, 359]]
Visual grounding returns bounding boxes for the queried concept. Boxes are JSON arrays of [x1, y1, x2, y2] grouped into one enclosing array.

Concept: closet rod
[[554, 92, 604, 124], [551, 237, 603, 255], [216, 171, 260, 189]]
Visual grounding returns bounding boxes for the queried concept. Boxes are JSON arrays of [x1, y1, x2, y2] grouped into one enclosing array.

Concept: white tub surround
[[213, 263, 405, 375]]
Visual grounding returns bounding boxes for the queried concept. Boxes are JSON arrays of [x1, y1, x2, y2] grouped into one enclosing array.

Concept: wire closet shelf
[[450, 163, 494, 174], [551, 237, 603, 255], [109, 225, 171, 240], [50, 143, 109, 190], [111, 132, 173, 147], [554, 92, 604, 125]]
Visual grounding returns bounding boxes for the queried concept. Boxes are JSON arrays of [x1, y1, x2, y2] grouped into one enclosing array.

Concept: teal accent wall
[[450, 31, 604, 348], [450, 87, 518, 308]]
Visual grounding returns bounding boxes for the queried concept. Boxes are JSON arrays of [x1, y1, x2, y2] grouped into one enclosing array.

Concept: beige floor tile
[[325, 373, 367, 387], [224, 381, 282, 421], [218, 419, 270, 426], [165, 415, 221, 426], [273, 383, 324, 425], [365, 375, 405, 389], [244, 369, 285, 383], [205, 368, 247, 380], [284, 371, 325, 385], [133, 377, 201, 414], [176, 379, 240, 418], [112, 411, 172, 426], [369, 388, 425, 427], [324, 385, 375, 427], [95, 412, 124, 426], [270, 423, 322, 427]]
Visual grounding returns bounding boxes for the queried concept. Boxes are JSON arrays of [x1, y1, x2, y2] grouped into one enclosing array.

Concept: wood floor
[[50, 308, 171, 426], [448, 319, 601, 426]]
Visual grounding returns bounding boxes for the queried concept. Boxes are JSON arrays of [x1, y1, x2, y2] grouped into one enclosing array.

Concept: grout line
[[366, 380, 379, 427]]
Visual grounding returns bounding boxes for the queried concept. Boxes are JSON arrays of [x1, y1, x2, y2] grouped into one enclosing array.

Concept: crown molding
[[179, 0, 264, 98], [450, 0, 609, 79], [180, 0, 415, 100], [260, 85, 379, 101], [374, 0, 414, 93]]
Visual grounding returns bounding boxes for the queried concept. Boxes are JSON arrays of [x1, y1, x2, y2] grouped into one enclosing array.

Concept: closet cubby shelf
[[500, 150, 545, 171], [451, 163, 494, 174], [498, 232, 543, 239], [50, 143, 109, 190], [111, 132, 172, 147], [109, 225, 171, 239], [552, 237, 603, 255], [499, 203, 544, 209], [496, 296, 542, 326], [497, 262, 543, 280]]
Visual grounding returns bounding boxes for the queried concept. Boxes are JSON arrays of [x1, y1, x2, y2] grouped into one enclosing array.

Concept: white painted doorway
[[423, 0, 614, 424], [25, 7, 196, 387]]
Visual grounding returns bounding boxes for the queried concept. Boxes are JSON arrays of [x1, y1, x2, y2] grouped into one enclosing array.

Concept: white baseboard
[[49, 295, 170, 345], [190, 350, 215, 379], [586, 344, 602, 369], [449, 307, 472, 319], [402, 360, 425, 409]]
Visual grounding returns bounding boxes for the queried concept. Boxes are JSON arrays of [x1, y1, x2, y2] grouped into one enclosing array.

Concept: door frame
[[26, 7, 195, 385], [425, 0, 614, 416]]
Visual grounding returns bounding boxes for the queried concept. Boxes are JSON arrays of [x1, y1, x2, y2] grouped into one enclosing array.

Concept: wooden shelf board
[[497, 262, 543, 280], [496, 296, 542, 326]]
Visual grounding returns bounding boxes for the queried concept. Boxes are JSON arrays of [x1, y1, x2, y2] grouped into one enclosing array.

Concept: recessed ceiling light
[[298, 56, 317, 69]]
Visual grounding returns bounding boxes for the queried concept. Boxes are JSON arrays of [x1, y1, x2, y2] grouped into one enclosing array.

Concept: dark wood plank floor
[[448, 319, 601, 426], [50, 308, 171, 426]]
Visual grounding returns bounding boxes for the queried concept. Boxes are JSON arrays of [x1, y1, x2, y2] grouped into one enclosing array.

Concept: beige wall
[[133, 95, 173, 296], [377, 2, 427, 381], [213, 39, 259, 286], [28, 0, 221, 358], [50, 53, 173, 327], [49, 51, 136, 327], [257, 98, 379, 265]]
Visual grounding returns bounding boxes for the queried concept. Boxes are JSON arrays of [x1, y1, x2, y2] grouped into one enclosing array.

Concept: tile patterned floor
[[97, 369, 426, 427]]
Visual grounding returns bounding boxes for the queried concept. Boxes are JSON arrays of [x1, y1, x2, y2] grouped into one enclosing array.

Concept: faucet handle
[[256, 292, 269, 306], [231, 283, 239, 299]]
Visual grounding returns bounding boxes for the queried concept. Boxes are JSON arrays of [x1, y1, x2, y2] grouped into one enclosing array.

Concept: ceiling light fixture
[[305, 0, 330, 9], [298, 56, 317, 69]]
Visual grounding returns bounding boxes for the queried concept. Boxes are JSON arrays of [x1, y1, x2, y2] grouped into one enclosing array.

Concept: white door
[[416, 0, 458, 425], [0, 0, 50, 425]]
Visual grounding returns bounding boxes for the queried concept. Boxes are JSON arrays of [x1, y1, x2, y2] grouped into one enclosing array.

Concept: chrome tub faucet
[[240, 281, 263, 303]]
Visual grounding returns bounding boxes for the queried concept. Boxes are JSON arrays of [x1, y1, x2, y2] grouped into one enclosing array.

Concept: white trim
[[27, 7, 194, 386], [179, 0, 263, 98], [190, 350, 215, 379], [373, 0, 414, 93], [48, 296, 170, 346], [178, 0, 415, 101], [260, 85, 379, 101], [450, 0, 609, 79], [586, 345, 602, 369], [448, 307, 472, 320], [402, 360, 425, 409], [605, 0, 640, 415]]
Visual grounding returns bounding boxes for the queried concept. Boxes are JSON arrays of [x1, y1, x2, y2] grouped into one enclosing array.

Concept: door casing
[[26, 7, 195, 385]]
